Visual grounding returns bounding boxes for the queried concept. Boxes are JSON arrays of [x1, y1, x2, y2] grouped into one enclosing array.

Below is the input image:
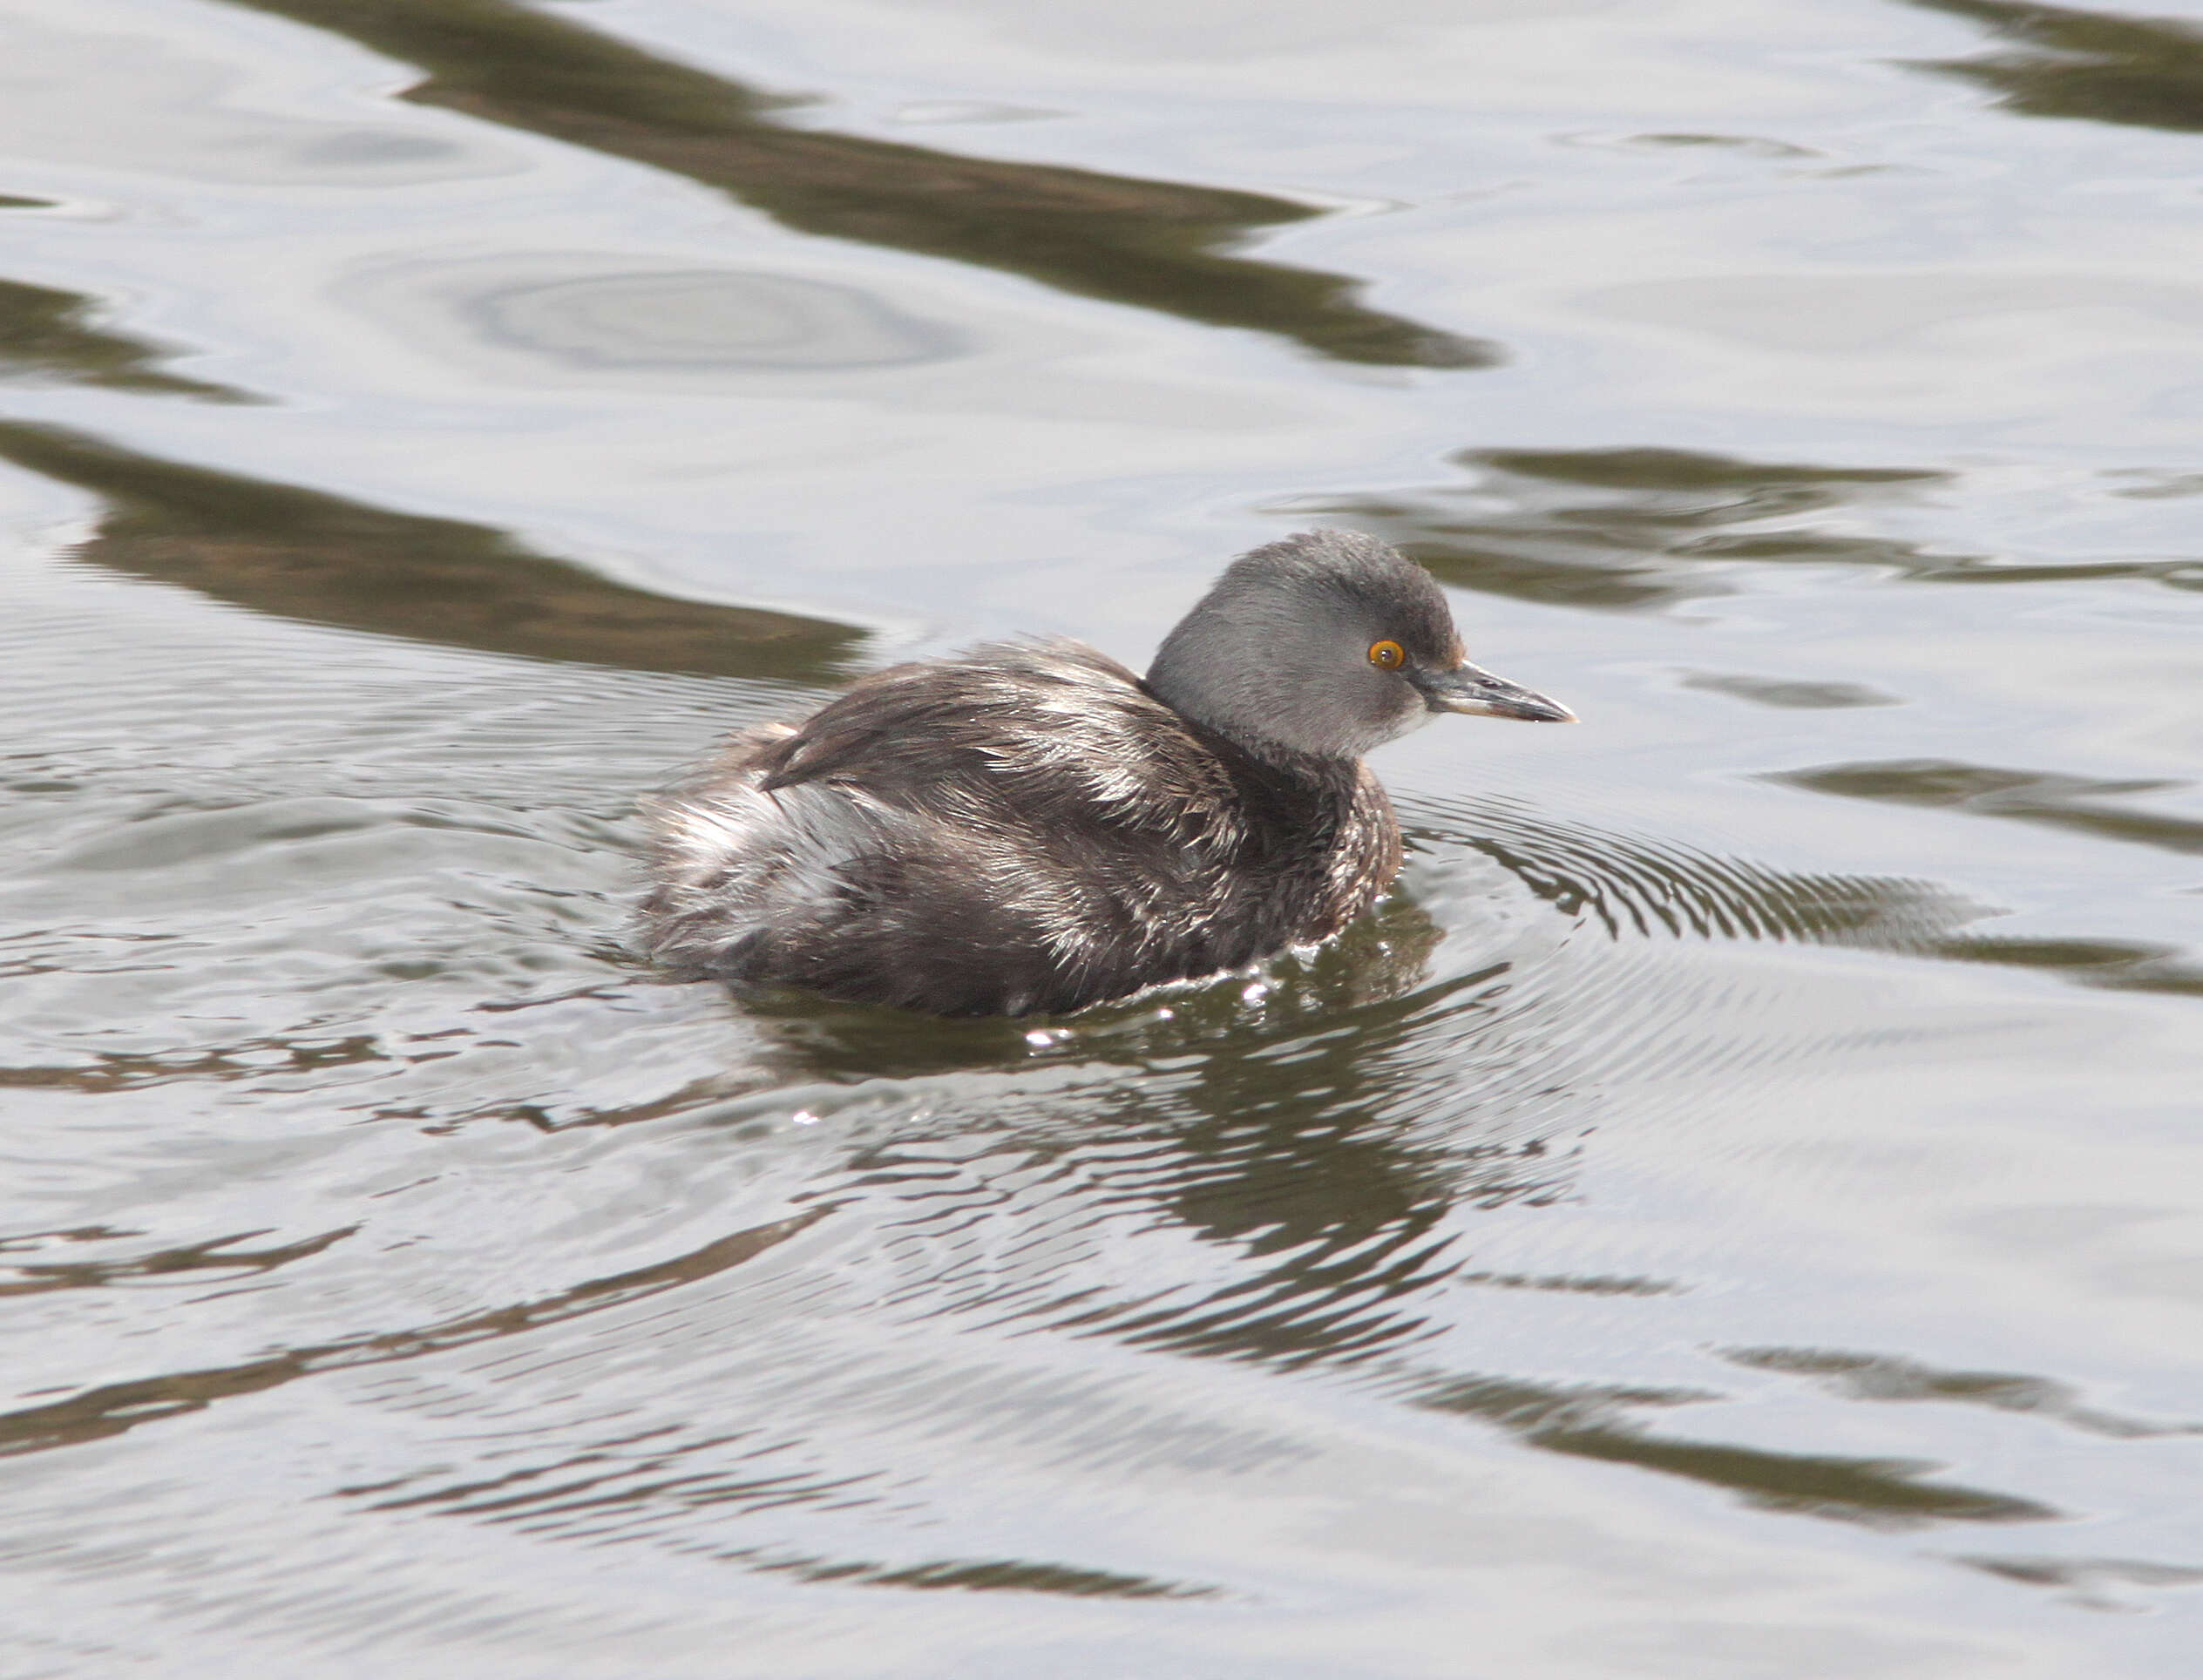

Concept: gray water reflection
[[0, 276, 253, 403], [1721, 1346, 2203, 1441], [1403, 1370, 2057, 1528], [0, 1209, 825, 1460], [1291, 445, 2203, 612], [226, 0, 1495, 369], [0, 422, 862, 681], [1905, 0, 2203, 133], [1680, 673, 1900, 709], [1773, 758, 2203, 858]]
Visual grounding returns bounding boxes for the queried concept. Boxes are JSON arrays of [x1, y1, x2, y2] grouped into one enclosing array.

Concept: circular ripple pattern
[[473, 269, 959, 372]]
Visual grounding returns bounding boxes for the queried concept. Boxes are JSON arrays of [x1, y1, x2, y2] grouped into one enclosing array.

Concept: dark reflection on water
[[1958, 1554, 2203, 1612], [0, 275, 254, 403], [0, 1224, 355, 1298], [1773, 758, 2203, 857], [1931, 932, 2203, 997], [227, 0, 1495, 369], [1290, 446, 1949, 611], [729, 1555, 1212, 1600], [1766, 759, 2203, 995], [1724, 1347, 2203, 1440], [1291, 445, 2203, 611], [0, 422, 863, 681], [1905, 0, 2203, 134], [1680, 672, 1899, 710], [1407, 1370, 2055, 1527], [711, 899, 1529, 1381], [0, 1027, 387, 1095], [732, 885, 1450, 1087], [0, 1209, 825, 1460]]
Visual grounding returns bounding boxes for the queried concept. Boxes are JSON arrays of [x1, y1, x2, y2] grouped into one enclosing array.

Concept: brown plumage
[[637, 531, 1571, 1016]]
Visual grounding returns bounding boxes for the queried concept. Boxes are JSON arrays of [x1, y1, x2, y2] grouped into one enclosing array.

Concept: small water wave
[[1956, 1553, 2203, 1613], [1722, 1346, 2203, 1441], [1902, 0, 2203, 138], [1771, 757, 2203, 857], [0, 1223, 354, 1298], [0, 275, 254, 403], [1407, 791, 1975, 949], [0, 1209, 824, 1460], [1400, 1367, 2056, 1528], [0, 421, 864, 681], [1280, 444, 2203, 613]]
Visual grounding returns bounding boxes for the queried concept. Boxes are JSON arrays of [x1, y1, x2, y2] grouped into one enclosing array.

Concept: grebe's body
[[638, 532, 1570, 1016]]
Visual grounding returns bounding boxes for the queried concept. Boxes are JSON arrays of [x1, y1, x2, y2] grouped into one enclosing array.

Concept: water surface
[[3, 0, 2202, 1673]]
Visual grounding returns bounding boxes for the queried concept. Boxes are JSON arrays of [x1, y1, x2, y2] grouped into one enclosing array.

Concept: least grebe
[[639, 530, 1572, 1016]]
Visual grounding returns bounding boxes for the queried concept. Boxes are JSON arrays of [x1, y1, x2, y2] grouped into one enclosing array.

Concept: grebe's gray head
[[1145, 529, 1574, 761]]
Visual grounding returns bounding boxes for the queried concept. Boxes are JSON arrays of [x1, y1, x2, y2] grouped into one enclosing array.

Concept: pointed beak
[[1411, 660, 1576, 723]]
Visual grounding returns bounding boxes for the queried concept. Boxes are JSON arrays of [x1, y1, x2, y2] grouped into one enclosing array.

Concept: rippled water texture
[[4, 0, 2203, 1673]]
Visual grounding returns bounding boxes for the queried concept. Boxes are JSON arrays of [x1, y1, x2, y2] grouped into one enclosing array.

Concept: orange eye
[[1367, 639, 1405, 670]]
